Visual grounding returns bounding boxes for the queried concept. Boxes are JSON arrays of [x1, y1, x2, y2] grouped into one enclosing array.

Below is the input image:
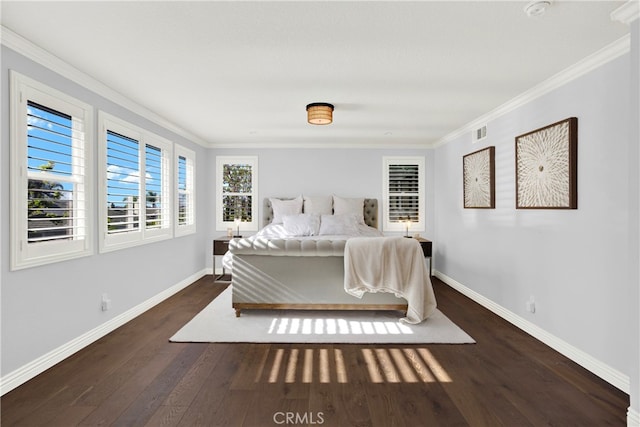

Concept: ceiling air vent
[[473, 125, 487, 143]]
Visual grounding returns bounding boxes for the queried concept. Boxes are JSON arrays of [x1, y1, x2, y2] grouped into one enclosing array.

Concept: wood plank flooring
[[1, 276, 629, 426]]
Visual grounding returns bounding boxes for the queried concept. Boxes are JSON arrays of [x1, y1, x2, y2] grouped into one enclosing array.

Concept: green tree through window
[[27, 161, 71, 241], [222, 163, 253, 222]]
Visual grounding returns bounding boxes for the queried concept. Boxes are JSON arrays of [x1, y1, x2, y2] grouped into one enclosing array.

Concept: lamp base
[[233, 235, 243, 238]]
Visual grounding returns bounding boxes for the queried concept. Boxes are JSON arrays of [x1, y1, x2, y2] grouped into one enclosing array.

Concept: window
[[10, 71, 93, 270], [215, 156, 258, 232], [383, 156, 425, 232], [175, 144, 196, 236], [99, 111, 172, 252], [106, 130, 141, 233]]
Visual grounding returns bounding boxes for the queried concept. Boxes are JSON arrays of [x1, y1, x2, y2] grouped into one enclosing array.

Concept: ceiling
[[0, 1, 629, 148]]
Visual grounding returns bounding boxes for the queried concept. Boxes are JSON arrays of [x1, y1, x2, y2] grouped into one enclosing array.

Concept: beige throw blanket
[[344, 236, 437, 324]]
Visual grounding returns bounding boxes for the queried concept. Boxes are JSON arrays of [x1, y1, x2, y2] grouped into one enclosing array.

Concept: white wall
[[0, 46, 209, 379], [207, 148, 435, 264], [434, 54, 632, 381]]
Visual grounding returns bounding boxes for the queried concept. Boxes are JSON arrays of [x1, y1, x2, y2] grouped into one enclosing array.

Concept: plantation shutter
[[174, 146, 196, 236], [383, 157, 425, 232], [177, 154, 192, 226], [26, 101, 87, 243], [99, 111, 173, 252], [388, 164, 420, 223], [106, 130, 140, 234], [145, 143, 163, 230]]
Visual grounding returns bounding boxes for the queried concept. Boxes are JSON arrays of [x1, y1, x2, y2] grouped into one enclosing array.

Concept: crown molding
[[611, 0, 639, 24], [0, 26, 209, 148], [432, 34, 631, 148], [209, 140, 432, 150]]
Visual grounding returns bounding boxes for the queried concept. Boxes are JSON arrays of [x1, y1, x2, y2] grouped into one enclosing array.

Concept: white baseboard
[[435, 270, 630, 394], [0, 268, 207, 396], [628, 407, 640, 426]]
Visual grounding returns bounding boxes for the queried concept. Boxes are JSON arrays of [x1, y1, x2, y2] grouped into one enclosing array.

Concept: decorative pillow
[[332, 195, 365, 224], [282, 214, 321, 236], [270, 196, 303, 224], [318, 214, 359, 235], [303, 195, 333, 216]]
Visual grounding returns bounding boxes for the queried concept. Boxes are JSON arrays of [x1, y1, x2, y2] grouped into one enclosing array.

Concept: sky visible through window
[[106, 130, 141, 209], [27, 102, 75, 197]]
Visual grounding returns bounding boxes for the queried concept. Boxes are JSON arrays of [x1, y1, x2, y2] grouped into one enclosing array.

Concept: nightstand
[[213, 236, 232, 282], [414, 237, 433, 276]]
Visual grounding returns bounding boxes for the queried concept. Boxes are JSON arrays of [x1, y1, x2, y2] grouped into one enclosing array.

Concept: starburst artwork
[[515, 117, 578, 209], [463, 146, 495, 208]]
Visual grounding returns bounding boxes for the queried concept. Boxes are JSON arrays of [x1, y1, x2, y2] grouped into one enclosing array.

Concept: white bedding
[[255, 221, 383, 239], [222, 220, 383, 270], [344, 236, 437, 324]]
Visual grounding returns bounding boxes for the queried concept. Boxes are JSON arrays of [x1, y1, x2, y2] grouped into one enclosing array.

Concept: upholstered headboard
[[263, 198, 379, 229]]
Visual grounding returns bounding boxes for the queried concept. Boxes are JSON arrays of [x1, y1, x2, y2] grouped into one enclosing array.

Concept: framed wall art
[[463, 146, 495, 209], [515, 117, 578, 209]]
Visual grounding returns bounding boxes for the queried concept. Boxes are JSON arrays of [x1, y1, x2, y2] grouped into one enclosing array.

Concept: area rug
[[170, 288, 474, 344]]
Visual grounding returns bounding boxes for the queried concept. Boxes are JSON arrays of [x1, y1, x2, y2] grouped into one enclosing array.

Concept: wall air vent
[[473, 125, 487, 143]]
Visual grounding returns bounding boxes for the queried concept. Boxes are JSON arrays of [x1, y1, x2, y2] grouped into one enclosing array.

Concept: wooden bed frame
[[233, 303, 407, 318]]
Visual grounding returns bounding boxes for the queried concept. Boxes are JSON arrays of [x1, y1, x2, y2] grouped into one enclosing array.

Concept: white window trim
[[174, 144, 196, 237], [382, 156, 425, 233], [98, 111, 173, 253], [9, 71, 94, 270], [215, 156, 259, 232]]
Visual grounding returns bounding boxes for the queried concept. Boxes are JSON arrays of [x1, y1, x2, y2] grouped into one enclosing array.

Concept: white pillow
[[282, 214, 320, 236], [270, 196, 303, 224], [303, 195, 333, 215], [332, 195, 365, 224], [318, 214, 359, 235]]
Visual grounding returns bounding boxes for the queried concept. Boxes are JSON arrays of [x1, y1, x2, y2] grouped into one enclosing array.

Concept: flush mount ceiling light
[[306, 102, 334, 125], [524, 0, 551, 17]]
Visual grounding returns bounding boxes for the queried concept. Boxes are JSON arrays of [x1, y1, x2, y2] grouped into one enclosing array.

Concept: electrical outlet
[[526, 297, 536, 313], [101, 294, 112, 311]]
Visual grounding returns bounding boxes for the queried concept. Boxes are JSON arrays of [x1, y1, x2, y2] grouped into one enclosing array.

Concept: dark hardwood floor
[[1, 276, 628, 426]]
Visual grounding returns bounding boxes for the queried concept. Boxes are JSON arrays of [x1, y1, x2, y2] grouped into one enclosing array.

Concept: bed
[[223, 195, 436, 323]]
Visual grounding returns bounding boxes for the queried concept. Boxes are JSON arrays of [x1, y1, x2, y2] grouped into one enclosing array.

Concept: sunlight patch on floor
[[257, 346, 451, 384], [267, 347, 348, 384], [266, 317, 414, 336], [361, 347, 452, 383]]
